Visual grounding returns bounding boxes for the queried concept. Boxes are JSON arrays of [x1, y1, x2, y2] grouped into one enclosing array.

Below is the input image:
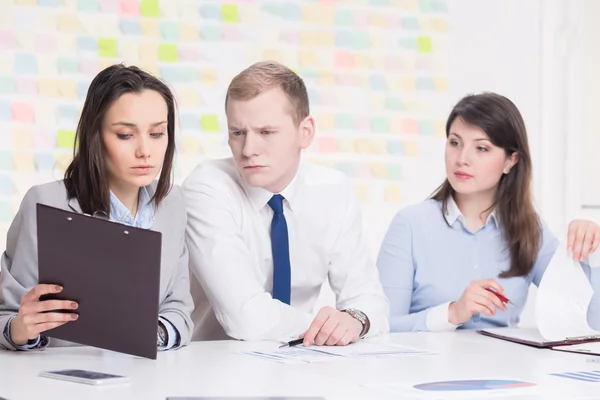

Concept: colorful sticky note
[[317, 72, 335, 87], [435, 119, 446, 137], [419, 119, 435, 135], [58, 80, 77, 99], [13, 151, 35, 172], [57, 57, 79, 74], [401, 118, 419, 134], [139, 19, 160, 37], [55, 153, 73, 172], [12, 126, 34, 148], [138, 42, 158, 62], [200, 3, 221, 20], [417, 36, 432, 53], [369, 74, 387, 91], [98, 37, 117, 58], [140, 0, 160, 17], [78, 81, 90, 100], [282, 4, 301, 20], [354, 184, 370, 203], [430, 17, 450, 32], [38, 0, 60, 5], [160, 21, 179, 41], [118, 0, 139, 16], [0, 151, 12, 170], [199, 26, 221, 41], [335, 9, 353, 25], [278, 29, 299, 45], [0, 200, 13, 222], [385, 97, 404, 111], [99, 0, 119, 13], [334, 162, 356, 177], [370, 163, 388, 178], [57, 105, 79, 122], [317, 137, 336, 154], [158, 44, 178, 62], [119, 19, 141, 35], [404, 141, 419, 156], [14, 53, 37, 74], [336, 139, 354, 153], [77, 35, 98, 53], [355, 139, 376, 154], [37, 78, 59, 97], [385, 184, 402, 203], [179, 24, 199, 42], [221, 4, 240, 23], [34, 103, 55, 125], [178, 46, 200, 61], [0, 176, 14, 196], [0, 77, 15, 94], [0, 100, 9, 121], [180, 114, 201, 130], [387, 140, 405, 155], [180, 136, 200, 155], [35, 34, 57, 54], [388, 164, 403, 180], [354, 53, 373, 69], [78, 0, 98, 11], [401, 16, 419, 29], [335, 113, 355, 130], [35, 152, 56, 171], [416, 77, 435, 91], [299, 50, 320, 68], [200, 68, 219, 86], [261, 2, 281, 17], [371, 117, 389, 133], [15, 0, 37, 5], [368, 12, 389, 27], [200, 115, 220, 132], [57, 13, 84, 33], [175, 88, 199, 107], [57, 129, 76, 149], [34, 128, 56, 148], [11, 102, 34, 123]]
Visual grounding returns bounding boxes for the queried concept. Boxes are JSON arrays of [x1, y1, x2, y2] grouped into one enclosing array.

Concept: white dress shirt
[[182, 157, 389, 342]]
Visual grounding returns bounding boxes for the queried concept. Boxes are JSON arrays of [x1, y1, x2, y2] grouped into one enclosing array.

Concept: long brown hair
[[64, 64, 176, 215], [431, 93, 540, 278]]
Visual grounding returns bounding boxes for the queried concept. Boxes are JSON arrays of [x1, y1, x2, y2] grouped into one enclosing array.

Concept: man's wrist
[[342, 309, 368, 337]]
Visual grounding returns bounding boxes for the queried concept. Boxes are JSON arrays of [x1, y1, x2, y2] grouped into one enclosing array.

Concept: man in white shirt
[[182, 61, 389, 345]]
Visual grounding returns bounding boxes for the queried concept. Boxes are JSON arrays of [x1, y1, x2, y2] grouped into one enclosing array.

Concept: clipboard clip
[[566, 335, 600, 342]]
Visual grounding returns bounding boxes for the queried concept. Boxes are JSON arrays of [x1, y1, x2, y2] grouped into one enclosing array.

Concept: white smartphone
[[39, 369, 130, 386]]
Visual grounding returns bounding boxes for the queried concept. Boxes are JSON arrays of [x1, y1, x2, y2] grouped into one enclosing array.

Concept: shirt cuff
[[157, 316, 180, 351], [4, 316, 44, 350], [425, 302, 460, 332]]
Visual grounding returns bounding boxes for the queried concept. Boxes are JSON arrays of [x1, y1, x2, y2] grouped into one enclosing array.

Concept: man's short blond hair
[[225, 61, 310, 126]]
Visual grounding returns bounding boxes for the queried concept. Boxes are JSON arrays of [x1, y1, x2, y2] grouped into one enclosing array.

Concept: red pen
[[485, 287, 515, 306]]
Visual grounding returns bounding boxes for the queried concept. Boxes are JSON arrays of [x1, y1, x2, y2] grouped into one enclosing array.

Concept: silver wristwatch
[[343, 308, 368, 337]]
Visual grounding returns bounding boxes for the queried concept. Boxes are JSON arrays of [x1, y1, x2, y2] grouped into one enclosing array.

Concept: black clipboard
[[36, 203, 162, 359]]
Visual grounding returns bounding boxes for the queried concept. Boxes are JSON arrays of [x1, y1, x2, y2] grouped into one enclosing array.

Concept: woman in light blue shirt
[[377, 92, 600, 332], [0, 65, 194, 351]]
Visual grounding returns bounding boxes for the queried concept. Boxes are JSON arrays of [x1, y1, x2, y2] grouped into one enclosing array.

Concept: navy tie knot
[[268, 194, 285, 214]]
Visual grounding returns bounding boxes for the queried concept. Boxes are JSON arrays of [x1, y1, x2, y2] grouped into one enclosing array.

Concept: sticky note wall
[[0, 0, 451, 250]]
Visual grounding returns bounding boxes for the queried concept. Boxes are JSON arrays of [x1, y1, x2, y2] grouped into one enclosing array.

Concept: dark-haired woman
[[377, 92, 600, 332], [0, 64, 193, 351]]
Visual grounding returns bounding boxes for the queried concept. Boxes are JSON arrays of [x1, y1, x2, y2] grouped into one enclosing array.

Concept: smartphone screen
[[39, 369, 129, 385]]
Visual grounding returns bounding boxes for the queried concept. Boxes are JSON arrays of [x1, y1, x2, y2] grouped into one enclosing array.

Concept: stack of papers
[[241, 340, 434, 364]]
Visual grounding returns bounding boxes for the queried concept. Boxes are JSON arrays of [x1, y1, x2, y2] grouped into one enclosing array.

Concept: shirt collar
[[443, 195, 499, 228], [243, 166, 301, 213], [109, 186, 155, 229]]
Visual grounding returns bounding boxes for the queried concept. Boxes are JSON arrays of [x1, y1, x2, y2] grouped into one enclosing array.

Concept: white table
[[0, 331, 598, 399]]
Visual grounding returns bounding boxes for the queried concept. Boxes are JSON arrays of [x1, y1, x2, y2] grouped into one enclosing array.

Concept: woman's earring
[[504, 168, 510, 174]]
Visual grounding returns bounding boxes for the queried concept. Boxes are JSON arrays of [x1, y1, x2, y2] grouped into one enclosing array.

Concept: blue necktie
[[267, 194, 291, 304]]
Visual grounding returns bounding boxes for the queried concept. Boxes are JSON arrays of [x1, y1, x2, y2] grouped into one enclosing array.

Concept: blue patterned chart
[[414, 379, 537, 392], [550, 370, 600, 383]]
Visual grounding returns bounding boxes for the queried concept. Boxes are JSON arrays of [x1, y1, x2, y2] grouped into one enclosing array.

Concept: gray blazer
[[0, 180, 194, 350]]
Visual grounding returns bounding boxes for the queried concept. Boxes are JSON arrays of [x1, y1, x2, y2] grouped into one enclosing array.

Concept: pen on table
[[485, 287, 516, 306], [279, 338, 305, 348]]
